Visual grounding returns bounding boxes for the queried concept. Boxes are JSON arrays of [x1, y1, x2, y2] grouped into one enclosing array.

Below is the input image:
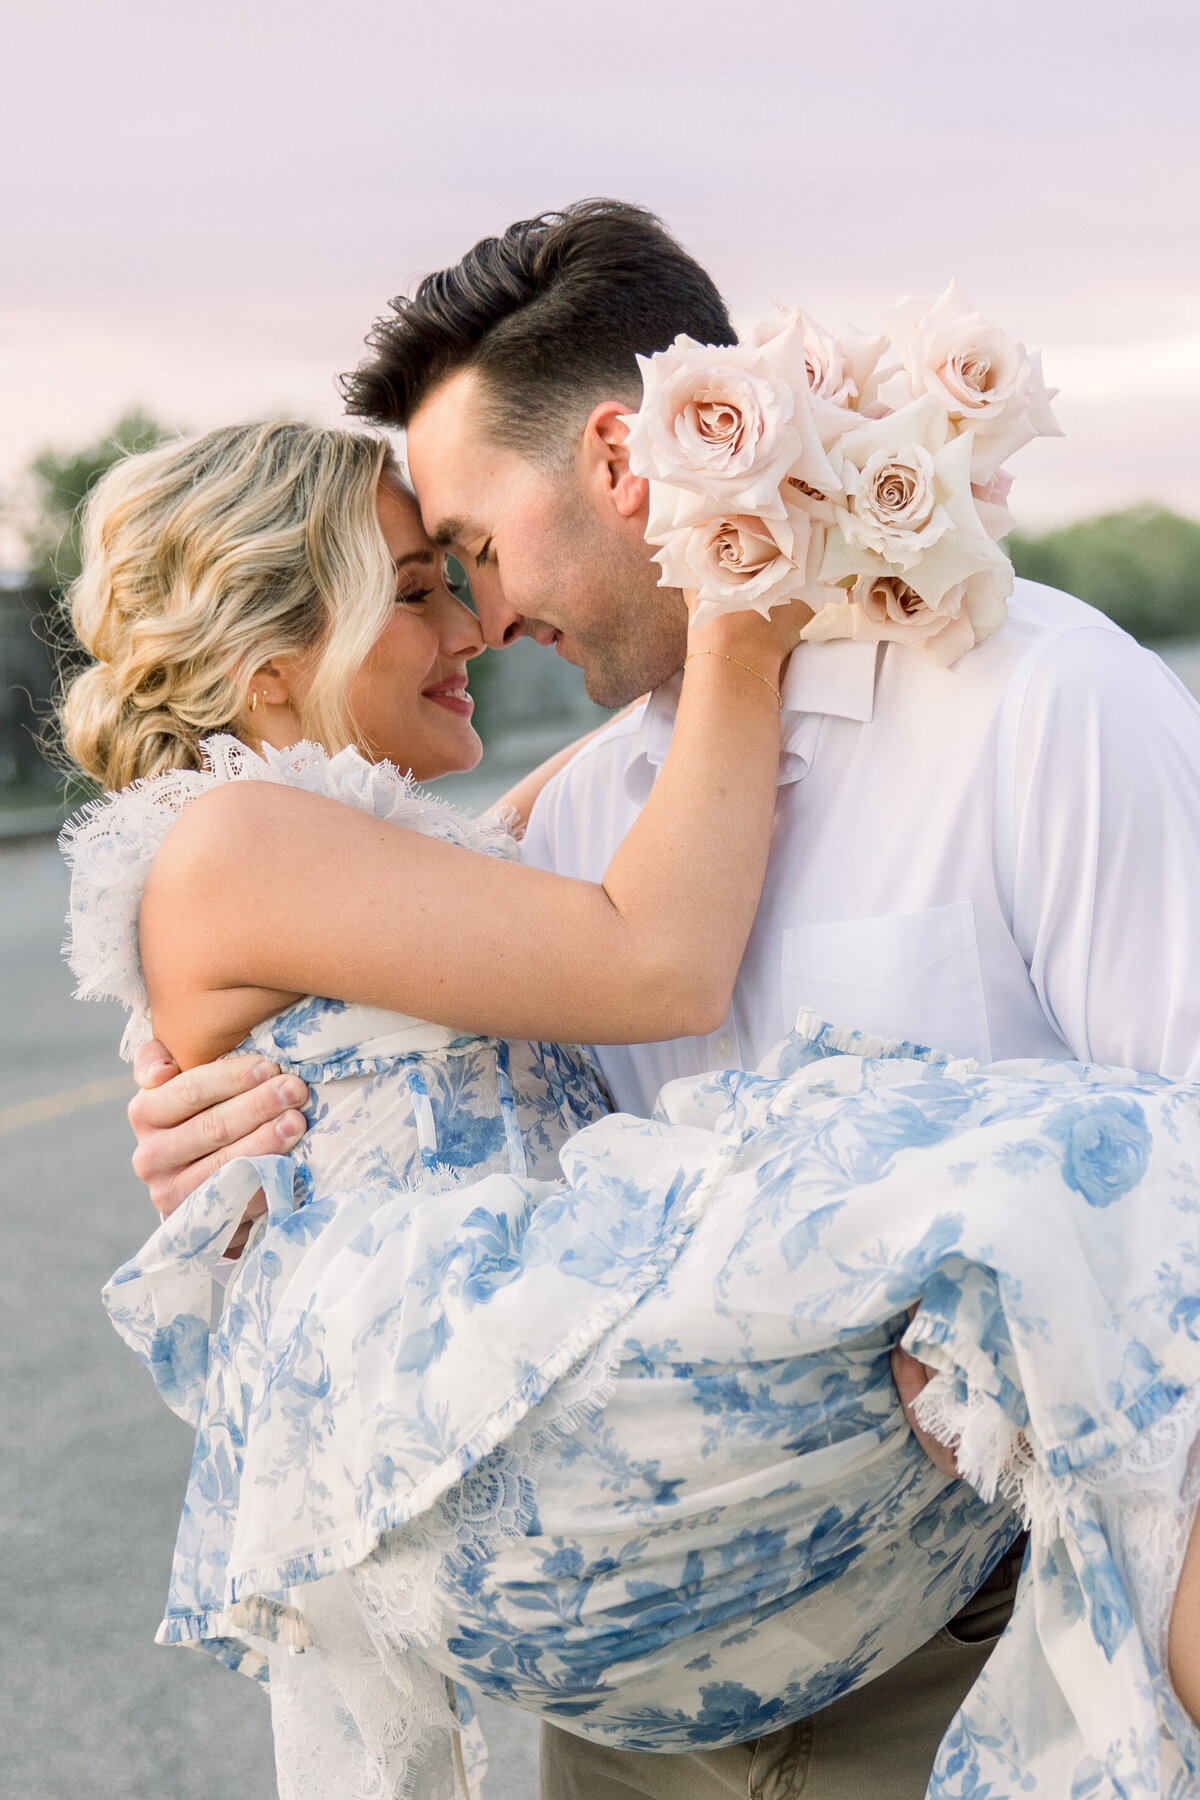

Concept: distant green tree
[[1010, 507, 1200, 643], [23, 409, 172, 591]]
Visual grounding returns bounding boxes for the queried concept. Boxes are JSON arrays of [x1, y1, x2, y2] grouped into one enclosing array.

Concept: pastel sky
[[3, 0, 1198, 560]]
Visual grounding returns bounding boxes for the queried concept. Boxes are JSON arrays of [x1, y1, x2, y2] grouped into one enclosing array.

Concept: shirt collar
[[625, 638, 879, 803]]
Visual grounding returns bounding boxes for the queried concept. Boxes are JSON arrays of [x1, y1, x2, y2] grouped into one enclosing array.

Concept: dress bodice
[[61, 735, 611, 1197]]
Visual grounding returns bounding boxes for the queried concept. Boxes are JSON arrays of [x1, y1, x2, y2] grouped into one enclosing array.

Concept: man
[[128, 200, 1200, 1798]]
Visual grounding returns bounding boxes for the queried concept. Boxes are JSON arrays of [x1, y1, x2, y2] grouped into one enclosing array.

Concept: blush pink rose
[[882, 281, 1063, 484], [623, 337, 804, 521], [652, 512, 805, 624], [821, 400, 1011, 608], [802, 563, 1011, 668]]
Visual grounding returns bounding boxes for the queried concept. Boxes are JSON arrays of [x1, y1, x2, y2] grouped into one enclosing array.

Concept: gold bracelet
[[685, 650, 782, 709]]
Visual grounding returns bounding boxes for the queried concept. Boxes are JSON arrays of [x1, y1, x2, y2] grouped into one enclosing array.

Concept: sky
[[3, 0, 1198, 563]]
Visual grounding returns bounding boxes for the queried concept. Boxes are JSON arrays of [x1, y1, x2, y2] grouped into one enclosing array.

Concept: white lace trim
[[269, 1338, 620, 1800], [913, 1375, 1200, 1669], [59, 736, 517, 1060], [909, 1377, 1024, 1511]]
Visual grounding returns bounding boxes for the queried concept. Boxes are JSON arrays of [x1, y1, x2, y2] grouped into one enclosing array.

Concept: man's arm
[[1009, 627, 1200, 1079], [897, 625, 1200, 1477]]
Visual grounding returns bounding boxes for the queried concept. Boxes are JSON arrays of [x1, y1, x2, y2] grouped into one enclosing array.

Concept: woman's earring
[[249, 690, 258, 713]]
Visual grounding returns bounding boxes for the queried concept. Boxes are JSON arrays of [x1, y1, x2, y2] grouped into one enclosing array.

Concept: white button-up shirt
[[523, 580, 1200, 1117]]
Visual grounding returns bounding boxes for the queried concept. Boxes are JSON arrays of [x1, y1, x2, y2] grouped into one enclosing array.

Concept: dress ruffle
[[60, 736, 516, 1059]]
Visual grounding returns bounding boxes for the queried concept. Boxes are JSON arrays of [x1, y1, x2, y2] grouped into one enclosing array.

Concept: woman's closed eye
[[396, 586, 433, 606]]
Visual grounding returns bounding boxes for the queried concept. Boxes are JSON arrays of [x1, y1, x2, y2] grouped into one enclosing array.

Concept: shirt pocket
[[780, 902, 992, 1063]]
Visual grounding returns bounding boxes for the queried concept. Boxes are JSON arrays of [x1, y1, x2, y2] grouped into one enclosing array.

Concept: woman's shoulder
[[60, 735, 517, 1059]]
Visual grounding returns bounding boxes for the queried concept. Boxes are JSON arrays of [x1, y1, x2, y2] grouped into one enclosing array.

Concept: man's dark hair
[[341, 199, 734, 461]]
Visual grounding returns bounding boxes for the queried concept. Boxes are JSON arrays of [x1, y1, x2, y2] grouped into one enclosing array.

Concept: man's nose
[[470, 579, 527, 652]]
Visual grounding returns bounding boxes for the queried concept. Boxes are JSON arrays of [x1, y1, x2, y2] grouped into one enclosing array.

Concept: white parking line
[[0, 1075, 131, 1136]]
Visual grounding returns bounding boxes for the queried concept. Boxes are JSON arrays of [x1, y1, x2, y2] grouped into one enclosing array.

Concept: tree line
[[20, 412, 1200, 646]]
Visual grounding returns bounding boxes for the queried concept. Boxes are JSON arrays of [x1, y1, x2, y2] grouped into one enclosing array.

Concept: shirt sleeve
[[521, 771, 566, 875], [1008, 626, 1200, 1080], [522, 716, 646, 883]]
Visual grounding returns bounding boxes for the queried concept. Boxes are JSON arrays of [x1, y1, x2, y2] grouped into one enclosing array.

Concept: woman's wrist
[[686, 614, 787, 684], [684, 648, 782, 709]]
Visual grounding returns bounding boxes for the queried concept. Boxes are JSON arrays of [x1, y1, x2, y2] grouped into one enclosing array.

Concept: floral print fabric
[[105, 1017, 1200, 1800], [70, 747, 1200, 1800]]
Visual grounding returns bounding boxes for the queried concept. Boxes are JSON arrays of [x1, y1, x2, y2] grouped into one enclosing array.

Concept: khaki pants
[[538, 1541, 1023, 1800]]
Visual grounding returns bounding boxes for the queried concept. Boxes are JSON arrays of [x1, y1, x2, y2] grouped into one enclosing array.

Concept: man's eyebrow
[[430, 519, 469, 547]]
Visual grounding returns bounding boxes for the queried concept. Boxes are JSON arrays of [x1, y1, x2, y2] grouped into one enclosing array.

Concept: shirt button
[[716, 1033, 734, 1062]]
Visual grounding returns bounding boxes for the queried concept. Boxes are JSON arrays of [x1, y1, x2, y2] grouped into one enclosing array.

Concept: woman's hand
[[684, 592, 814, 693]]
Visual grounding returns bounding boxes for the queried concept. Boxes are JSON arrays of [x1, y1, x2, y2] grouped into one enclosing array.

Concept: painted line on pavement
[[0, 1075, 131, 1136]]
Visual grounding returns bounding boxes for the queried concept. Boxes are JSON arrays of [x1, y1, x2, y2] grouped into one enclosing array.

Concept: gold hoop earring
[[249, 690, 258, 713]]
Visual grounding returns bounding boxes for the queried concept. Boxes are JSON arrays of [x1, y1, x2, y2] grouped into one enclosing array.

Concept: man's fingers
[[891, 1345, 932, 1409], [128, 1054, 287, 1135], [149, 1115, 307, 1217], [133, 1038, 181, 1089], [218, 1189, 268, 1261], [132, 1077, 308, 1186], [133, 1079, 308, 1180], [890, 1347, 961, 1481]]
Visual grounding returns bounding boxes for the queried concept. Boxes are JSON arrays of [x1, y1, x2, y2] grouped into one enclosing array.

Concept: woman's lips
[[422, 680, 474, 717]]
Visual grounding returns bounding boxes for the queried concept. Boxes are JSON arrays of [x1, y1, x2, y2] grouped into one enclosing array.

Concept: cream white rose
[[801, 563, 1011, 668], [652, 501, 827, 626], [623, 336, 803, 523], [801, 316, 858, 406], [752, 306, 891, 413], [842, 442, 948, 564], [882, 280, 1063, 483], [821, 398, 1010, 607]]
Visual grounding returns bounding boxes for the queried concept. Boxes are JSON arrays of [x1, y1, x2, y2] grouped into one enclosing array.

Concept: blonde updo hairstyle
[[61, 420, 398, 790]]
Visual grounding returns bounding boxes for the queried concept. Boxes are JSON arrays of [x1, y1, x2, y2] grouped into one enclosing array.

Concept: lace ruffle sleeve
[[60, 735, 519, 1060], [61, 762, 230, 1059]]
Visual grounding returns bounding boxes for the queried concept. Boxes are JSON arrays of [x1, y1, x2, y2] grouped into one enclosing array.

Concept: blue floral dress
[[64, 738, 1200, 1800]]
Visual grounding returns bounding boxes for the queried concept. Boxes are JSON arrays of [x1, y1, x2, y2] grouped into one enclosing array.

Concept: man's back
[[524, 579, 1200, 1112]]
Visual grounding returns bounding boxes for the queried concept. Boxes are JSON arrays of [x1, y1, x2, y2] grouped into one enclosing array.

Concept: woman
[[62, 422, 1200, 1800]]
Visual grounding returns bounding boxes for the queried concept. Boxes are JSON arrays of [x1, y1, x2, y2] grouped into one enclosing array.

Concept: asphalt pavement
[[0, 831, 539, 1799]]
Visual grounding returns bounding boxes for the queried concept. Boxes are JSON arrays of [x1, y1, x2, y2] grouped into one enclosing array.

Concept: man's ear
[[582, 400, 648, 521]]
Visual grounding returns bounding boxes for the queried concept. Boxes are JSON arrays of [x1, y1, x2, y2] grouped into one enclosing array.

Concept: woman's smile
[[421, 675, 474, 717]]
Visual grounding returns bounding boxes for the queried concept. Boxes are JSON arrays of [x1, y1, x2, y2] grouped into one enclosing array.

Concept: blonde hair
[[60, 420, 397, 790]]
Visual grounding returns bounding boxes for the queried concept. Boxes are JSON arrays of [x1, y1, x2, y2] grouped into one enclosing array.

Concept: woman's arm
[[490, 699, 646, 835], [141, 606, 802, 1066]]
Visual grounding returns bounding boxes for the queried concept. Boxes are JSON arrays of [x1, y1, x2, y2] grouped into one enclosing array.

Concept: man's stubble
[[543, 486, 688, 710]]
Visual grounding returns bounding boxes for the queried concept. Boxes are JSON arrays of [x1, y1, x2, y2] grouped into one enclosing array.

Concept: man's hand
[[890, 1344, 962, 1481], [129, 1039, 309, 1219]]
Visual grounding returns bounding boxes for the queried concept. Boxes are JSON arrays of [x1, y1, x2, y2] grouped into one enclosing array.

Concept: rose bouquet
[[623, 282, 1062, 667]]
